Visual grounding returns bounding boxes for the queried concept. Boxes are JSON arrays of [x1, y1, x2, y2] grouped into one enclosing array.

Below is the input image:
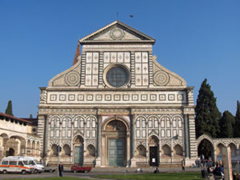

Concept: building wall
[[0, 114, 41, 161]]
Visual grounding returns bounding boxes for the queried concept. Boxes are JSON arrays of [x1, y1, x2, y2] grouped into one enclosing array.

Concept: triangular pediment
[[79, 21, 155, 44]]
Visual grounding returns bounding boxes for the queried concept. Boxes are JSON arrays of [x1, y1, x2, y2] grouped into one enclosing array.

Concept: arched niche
[[173, 144, 183, 157], [136, 145, 146, 157], [216, 143, 225, 156], [162, 144, 171, 158], [229, 143, 237, 156], [50, 144, 58, 156], [86, 145, 95, 157], [63, 144, 71, 156]]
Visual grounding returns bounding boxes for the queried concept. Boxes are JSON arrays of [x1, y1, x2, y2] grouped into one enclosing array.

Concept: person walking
[[58, 162, 64, 177], [181, 159, 185, 170]]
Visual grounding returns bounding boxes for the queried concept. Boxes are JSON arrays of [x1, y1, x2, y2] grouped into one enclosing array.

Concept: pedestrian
[[58, 162, 64, 177], [154, 167, 159, 173], [181, 159, 185, 170]]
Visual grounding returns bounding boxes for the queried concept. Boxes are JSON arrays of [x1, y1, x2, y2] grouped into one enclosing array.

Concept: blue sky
[[0, 0, 239, 118]]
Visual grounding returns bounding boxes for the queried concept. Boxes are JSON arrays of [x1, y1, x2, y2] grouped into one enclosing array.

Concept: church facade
[[37, 21, 197, 167]]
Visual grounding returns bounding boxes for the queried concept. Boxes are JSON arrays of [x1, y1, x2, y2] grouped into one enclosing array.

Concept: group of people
[[207, 164, 224, 177]]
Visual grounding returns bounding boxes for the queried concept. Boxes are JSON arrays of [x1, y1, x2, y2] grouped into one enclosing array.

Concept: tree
[[234, 101, 240, 137], [195, 79, 221, 138], [5, 100, 13, 116], [219, 111, 235, 138]]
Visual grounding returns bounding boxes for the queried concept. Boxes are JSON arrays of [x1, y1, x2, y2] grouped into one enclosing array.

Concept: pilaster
[[80, 53, 86, 87], [148, 51, 154, 87], [130, 51, 135, 87]]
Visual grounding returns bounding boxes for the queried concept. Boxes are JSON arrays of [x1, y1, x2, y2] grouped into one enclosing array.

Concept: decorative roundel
[[153, 71, 170, 86], [110, 28, 125, 40], [65, 71, 80, 86]]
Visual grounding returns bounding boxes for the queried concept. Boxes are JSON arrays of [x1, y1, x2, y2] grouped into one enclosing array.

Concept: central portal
[[103, 119, 127, 167], [108, 138, 124, 166]]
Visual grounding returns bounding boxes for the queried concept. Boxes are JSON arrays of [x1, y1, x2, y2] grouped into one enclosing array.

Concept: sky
[[0, 0, 239, 118]]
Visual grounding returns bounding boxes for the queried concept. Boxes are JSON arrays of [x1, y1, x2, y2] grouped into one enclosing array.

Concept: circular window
[[106, 66, 129, 87]]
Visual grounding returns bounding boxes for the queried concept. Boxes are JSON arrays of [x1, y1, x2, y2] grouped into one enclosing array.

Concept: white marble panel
[[135, 75, 142, 86], [142, 52, 148, 62], [111, 52, 117, 63], [161, 121, 165, 128], [173, 120, 176, 127], [136, 130, 140, 137], [173, 129, 177, 136], [167, 130, 170, 137], [124, 52, 130, 63], [142, 130, 146, 137], [93, 52, 99, 63], [104, 52, 110, 63], [86, 64, 92, 74], [85, 75, 92, 86], [135, 63, 142, 74], [142, 75, 149, 86], [154, 120, 158, 128], [178, 120, 182, 128], [142, 63, 148, 74], [86, 52, 92, 63], [92, 64, 98, 74], [161, 130, 165, 137], [179, 129, 182, 136], [92, 75, 98, 86], [117, 52, 124, 63], [135, 52, 141, 63], [136, 121, 140, 128]]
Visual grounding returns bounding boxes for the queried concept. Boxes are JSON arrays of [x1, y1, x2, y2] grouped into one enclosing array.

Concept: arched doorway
[[73, 135, 84, 166], [198, 139, 214, 161], [7, 148, 15, 156], [103, 120, 127, 167], [149, 135, 159, 166]]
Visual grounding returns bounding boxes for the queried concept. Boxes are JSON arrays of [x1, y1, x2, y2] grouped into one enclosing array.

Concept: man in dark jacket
[[58, 162, 64, 177]]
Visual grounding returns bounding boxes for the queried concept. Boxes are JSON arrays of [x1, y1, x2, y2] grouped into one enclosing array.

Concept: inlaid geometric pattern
[[47, 92, 186, 104], [85, 52, 99, 87], [135, 52, 149, 86], [65, 71, 80, 86], [153, 71, 169, 86], [59, 94, 66, 101], [68, 94, 75, 101]]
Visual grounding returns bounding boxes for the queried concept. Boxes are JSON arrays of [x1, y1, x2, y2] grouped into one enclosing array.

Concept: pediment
[[79, 21, 155, 44]]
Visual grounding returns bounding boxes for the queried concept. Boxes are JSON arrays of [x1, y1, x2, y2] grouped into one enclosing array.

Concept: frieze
[[98, 109, 130, 114], [132, 109, 182, 113], [38, 108, 96, 114], [46, 91, 187, 104], [82, 44, 152, 48]]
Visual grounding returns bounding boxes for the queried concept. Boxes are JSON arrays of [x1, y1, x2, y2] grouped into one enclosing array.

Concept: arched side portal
[[102, 118, 129, 167], [149, 135, 159, 166]]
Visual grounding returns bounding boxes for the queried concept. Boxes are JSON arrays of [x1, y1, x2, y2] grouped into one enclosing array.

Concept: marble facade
[[37, 21, 197, 167]]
